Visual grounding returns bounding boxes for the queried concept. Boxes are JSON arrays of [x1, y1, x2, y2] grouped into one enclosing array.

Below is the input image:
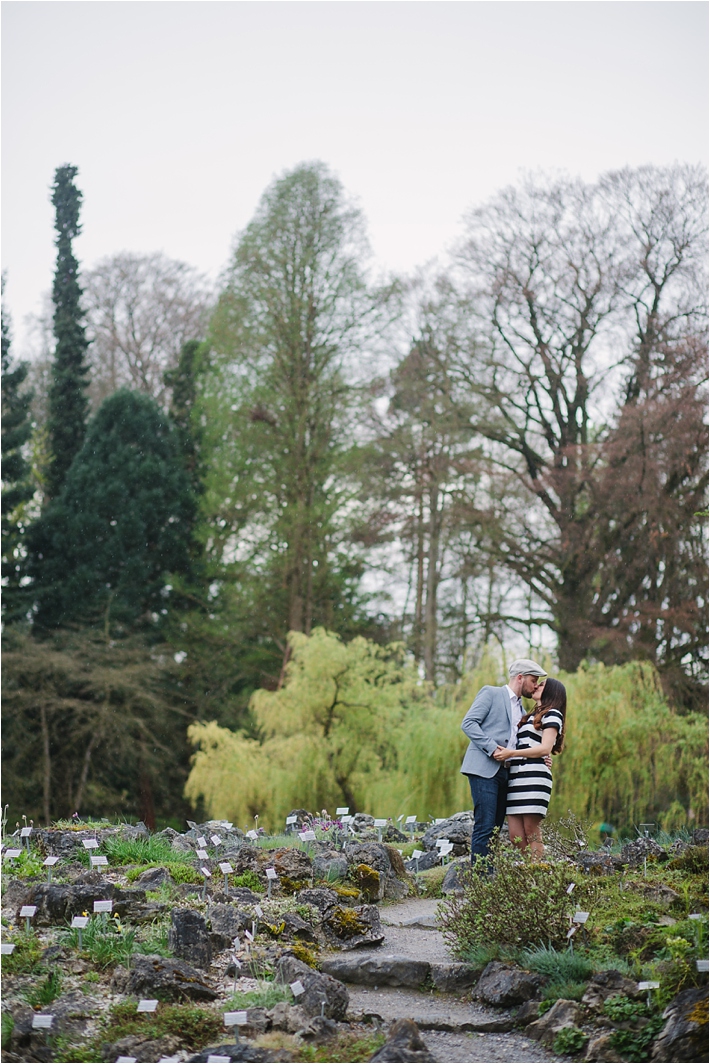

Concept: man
[[460, 658, 547, 866]]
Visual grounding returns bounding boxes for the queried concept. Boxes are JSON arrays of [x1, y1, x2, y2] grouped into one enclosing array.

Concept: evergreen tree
[[46, 164, 90, 499], [28, 389, 195, 631], [1, 289, 34, 622]]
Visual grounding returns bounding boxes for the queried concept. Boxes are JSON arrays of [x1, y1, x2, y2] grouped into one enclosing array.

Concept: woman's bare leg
[[507, 814, 527, 852], [523, 815, 544, 859]]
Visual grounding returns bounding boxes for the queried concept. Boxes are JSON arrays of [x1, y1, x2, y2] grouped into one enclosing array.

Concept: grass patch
[[463, 942, 521, 969], [124, 860, 201, 884], [2, 1012, 14, 1051], [1, 929, 42, 974], [233, 869, 265, 892], [297, 1030, 386, 1062], [24, 970, 63, 1008], [61, 913, 172, 968], [521, 944, 594, 983], [416, 865, 446, 897], [226, 981, 293, 1009], [100, 999, 223, 1047], [103, 836, 192, 867], [540, 980, 589, 1007]]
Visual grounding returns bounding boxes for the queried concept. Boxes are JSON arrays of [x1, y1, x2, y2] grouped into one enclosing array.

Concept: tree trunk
[[40, 705, 51, 826], [423, 483, 442, 682], [413, 493, 425, 663], [139, 762, 156, 830]]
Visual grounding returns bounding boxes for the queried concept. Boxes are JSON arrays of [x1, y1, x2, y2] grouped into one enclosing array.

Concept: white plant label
[[197, 836, 207, 847], [1, 943, 16, 954], [244, 929, 253, 942], [374, 819, 387, 828], [218, 862, 234, 874], [196, 849, 209, 859], [638, 981, 660, 990], [224, 1010, 248, 1026], [300, 830, 316, 842], [72, 916, 90, 928], [566, 883, 576, 894], [290, 980, 305, 996], [435, 818, 446, 824], [20, 827, 32, 837], [137, 999, 158, 1012], [116, 1057, 137, 1063], [210, 835, 222, 846], [82, 838, 99, 849], [689, 913, 705, 920], [93, 900, 113, 913], [91, 855, 108, 867], [246, 829, 259, 840], [411, 850, 424, 859], [20, 906, 37, 918], [285, 816, 298, 826], [3, 849, 21, 859], [336, 807, 349, 815], [207, 1057, 231, 1063], [254, 905, 264, 918], [201, 867, 212, 877], [265, 867, 278, 880], [44, 856, 59, 866], [697, 960, 710, 972], [567, 926, 578, 938], [405, 815, 417, 824], [32, 1015, 53, 1029], [573, 911, 590, 924]]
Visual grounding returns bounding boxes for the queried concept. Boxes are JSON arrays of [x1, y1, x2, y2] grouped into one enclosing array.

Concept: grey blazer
[[460, 685, 514, 778]]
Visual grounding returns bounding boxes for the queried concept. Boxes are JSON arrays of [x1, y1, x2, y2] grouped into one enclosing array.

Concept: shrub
[[438, 844, 589, 953]]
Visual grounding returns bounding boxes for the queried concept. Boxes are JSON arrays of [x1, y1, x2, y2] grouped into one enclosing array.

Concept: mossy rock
[[667, 845, 709, 875], [330, 883, 361, 902], [351, 864, 380, 901], [288, 942, 320, 968], [325, 905, 368, 939]]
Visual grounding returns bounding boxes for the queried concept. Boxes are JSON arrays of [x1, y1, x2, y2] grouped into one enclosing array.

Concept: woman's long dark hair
[[518, 677, 567, 754]]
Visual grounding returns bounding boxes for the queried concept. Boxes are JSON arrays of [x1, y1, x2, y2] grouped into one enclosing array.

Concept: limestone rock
[[422, 812, 475, 855], [312, 852, 349, 880], [441, 858, 468, 894], [527, 999, 582, 1046], [383, 875, 409, 901], [617, 837, 668, 867], [475, 961, 545, 1007], [168, 908, 212, 968], [296, 1015, 339, 1043], [272, 846, 313, 882], [584, 1031, 622, 1062], [275, 954, 349, 1019], [651, 987, 709, 1062], [343, 841, 392, 877], [369, 1019, 436, 1062], [281, 911, 318, 942], [111, 953, 217, 1001], [188, 1045, 284, 1062], [16, 881, 147, 925], [101, 1034, 182, 1062], [208, 903, 253, 950], [383, 824, 408, 843], [581, 969, 644, 1010], [297, 887, 339, 912], [268, 1001, 310, 1033], [404, 851, 439, 873], [133, 865, 173, 889], [321, 952, 429, 988], [429, 961, 478, 992], [323, 903, 384, 949]]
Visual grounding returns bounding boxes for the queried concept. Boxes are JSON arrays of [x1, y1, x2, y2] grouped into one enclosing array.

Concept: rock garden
[[1, 812, 708, 1063]]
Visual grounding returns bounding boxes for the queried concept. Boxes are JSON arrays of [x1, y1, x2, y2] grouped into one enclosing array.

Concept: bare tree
[[82, 251, 213, 409], [453, 164, 707, 688]]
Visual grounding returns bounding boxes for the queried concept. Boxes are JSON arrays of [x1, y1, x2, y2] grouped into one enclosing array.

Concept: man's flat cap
[[508, 658, 547, 677]]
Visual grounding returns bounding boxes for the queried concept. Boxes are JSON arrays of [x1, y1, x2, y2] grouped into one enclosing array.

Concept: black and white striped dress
[[505, 709, 563, 817]]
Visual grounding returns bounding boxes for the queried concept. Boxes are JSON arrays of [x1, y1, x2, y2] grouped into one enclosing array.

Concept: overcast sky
[[2, 0, 707, 354]]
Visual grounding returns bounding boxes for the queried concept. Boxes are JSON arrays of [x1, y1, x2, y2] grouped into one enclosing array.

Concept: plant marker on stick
[[265, 867, 278, 899], [72, 915, 89, 949], [20, 905, 36, 933], [44, 855, 59, 882]]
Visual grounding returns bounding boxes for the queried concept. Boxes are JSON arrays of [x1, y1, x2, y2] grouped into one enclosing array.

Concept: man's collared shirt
[[505, 684, 523, 750]]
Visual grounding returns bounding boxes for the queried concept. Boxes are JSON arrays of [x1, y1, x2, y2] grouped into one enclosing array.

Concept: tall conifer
[[46, 165, 90, 498]]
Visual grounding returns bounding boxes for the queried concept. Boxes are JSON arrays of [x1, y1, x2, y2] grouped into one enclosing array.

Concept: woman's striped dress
[[505, 708, 563, 817]]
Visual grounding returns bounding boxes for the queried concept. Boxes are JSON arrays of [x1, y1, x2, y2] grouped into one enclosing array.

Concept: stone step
[[321, 951, 477, 992], [346, 985, 519, 1034]]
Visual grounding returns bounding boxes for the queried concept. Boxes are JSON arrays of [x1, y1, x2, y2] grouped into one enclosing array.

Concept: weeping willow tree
[[186, 631, 708, 833], [549, 661, 708, 830]]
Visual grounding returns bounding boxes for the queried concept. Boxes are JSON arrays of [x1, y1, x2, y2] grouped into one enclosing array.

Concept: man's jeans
[[468, 766, 508, 865]]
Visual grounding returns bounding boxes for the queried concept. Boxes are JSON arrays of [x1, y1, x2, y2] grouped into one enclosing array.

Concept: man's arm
[[461, 688, 499, 757]]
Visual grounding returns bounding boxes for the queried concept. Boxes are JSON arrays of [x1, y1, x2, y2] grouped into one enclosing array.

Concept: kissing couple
[[460, 658, 567, 865]]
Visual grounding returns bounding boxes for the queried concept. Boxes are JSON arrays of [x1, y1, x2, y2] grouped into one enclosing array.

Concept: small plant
[[542, 980, 589, 1005], [62, 913, 136, 968], [24, 970, 62, 1008], [552, 1026, 588, 1056], [124, 861, 201, 885], [463, 942, 520, 969], [103, 836, 192, 867], [603, 993, 649, 1023], [4, 848, 45, 878], [608, 1015, 665, 1060], [97, 999, 223, 1049], [298, 1030, 386, 1062], [226, 981, 292, 1009], [1, 929, 42, 974], [232, 869, 264, 893], [1, 1011, 14, 1051]]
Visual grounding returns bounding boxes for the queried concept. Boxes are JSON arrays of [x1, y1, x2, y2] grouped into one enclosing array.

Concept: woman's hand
[[493, 746, 515, 761]]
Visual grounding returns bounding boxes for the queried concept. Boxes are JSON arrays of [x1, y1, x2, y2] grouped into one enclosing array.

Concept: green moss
[[298, 1030, 385, 1062], [100, 1000, 223, 1047], [351, 863, 380, 901], [233, 869, 265, 893], [330, 883, 360, 900], [325, 905, 368, 938], [288, 942, 320, 968], [667, 846, 709, 875]]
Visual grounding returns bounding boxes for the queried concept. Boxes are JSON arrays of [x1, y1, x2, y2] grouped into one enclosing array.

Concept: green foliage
[[521, 945, 594, 983], [603, 993, 649, 1023], [541, 981, 589, 1007], [608, 1015, 665, 1060], [438, 845, 590, 953], [552, 1026, 588, 1056], [62, 912, 171, 968], [46, 164, 90, 499], [99, 999, 223, 1049], [103, 835, 191, 867], [4, 847, 45, 877], [1, 287, 35, 624], [29, 389, 195, 630], [24, 969, 62, 1007], [226, 981, 292, 1009], [232, 869, 264, 893], [1, 1012, 14, 1052], [463, 942, 520, 969], [1, 929, 42, 974], [667, 845, 709, 875], [124, 861, 201, 885]]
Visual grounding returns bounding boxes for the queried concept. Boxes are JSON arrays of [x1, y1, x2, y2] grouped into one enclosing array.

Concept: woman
[[492, 677, 566, 859]]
